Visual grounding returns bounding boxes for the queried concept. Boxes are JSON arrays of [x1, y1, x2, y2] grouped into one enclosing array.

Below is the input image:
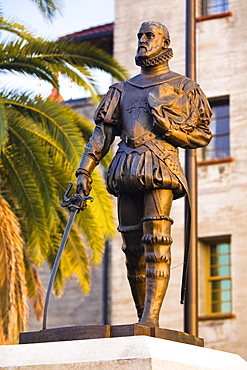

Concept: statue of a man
[[76, 21, 212, 327]]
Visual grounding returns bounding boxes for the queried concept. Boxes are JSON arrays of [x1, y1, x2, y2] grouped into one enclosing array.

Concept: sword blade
[[42, 208, 77, 329]]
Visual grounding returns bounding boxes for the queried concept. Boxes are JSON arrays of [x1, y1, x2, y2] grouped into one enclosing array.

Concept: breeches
[[118, 189, 173, 251], [107, 149, 185, 199]]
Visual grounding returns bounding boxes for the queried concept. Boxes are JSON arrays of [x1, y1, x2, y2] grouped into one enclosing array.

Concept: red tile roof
[[60, 22, 114, 39]]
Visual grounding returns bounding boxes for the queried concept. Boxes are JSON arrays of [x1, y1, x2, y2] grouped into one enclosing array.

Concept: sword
[[42, 182, 93, 330]]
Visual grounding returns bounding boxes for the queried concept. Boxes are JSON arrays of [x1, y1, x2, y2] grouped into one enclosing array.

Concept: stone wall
[[112, 0, 247, 360]]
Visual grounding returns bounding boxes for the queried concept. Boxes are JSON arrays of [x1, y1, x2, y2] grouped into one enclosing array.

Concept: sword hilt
[[60, 182, 93, 212]]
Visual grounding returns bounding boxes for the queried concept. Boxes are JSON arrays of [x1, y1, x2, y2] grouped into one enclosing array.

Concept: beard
[[135, 48, 173, 68]]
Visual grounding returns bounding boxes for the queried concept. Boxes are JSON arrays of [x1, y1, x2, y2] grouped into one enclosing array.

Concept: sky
[[1, 0, 115, 99], [2, 0, 115, 39]]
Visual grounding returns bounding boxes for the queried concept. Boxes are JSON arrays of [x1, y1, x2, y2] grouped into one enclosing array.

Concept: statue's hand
[[76, 174, 92, 196]]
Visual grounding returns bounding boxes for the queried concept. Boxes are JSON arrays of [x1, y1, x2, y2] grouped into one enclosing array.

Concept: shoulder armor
[[109, 81, 126, 93], [177, 76, 199, 94]]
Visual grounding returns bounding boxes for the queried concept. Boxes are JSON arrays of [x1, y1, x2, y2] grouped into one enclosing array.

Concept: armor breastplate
[[120, 83, 154, 146]]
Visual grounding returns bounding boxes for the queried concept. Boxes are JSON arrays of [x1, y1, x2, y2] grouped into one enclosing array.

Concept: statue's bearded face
[[136, 24, 166, 60]]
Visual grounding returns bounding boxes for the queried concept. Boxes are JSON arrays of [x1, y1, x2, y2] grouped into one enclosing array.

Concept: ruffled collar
[[135, 48, 173, 68]]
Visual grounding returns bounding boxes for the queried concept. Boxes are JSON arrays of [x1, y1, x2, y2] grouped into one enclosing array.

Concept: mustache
[[137, 44, 148, 51]]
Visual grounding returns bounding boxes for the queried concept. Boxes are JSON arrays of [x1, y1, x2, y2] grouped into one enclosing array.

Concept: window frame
[[202, 0, 229, 16], [201, 95, 230, 162], [199, 235, 232, 318]]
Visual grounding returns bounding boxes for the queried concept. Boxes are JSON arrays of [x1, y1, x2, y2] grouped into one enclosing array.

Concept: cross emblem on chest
[[125, 96, 149, 121]]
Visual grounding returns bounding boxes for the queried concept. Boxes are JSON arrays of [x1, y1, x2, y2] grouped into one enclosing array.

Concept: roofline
[[60, 22, 114, 41]]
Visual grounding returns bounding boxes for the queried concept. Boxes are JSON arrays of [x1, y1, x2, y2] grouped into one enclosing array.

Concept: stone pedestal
[[1, 335, 246, 369]]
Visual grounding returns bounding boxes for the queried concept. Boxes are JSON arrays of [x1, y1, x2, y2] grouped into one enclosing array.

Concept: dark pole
[[102, 240, 111, 325], [184, 0, 198, 336]]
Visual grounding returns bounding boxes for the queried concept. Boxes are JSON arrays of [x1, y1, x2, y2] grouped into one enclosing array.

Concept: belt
[[120, 130, 156, 148]]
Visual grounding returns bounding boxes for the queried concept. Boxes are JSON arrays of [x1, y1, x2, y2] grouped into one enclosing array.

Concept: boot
[[122, 244, 146, 320], [138, 245, 171, 327], [119, 223, 146, 320], [139, 218, 173, 327]]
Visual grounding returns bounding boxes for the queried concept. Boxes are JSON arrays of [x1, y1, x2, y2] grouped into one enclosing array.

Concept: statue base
[[19, 324, 203, 346], [1, 334, 246, 369]]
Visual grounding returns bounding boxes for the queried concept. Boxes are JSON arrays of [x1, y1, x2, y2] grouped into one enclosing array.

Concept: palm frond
[[0, 61, 59, 89], [0, 16, 35, 40], [66, 107, 94, 140], [63, 223, 91, 294], [75, 205, 105, 265], [6, 111, 58, 228], [24, 252, 45, 322], [2, 148, 50, 265], [30, 0, 61, 21], [0, 40, 59, 87], [50, 63, 100, 105], [4, 95, 83, 166], [56, 39, 128, 81], [20, 38, 127, 82], [0, 196, 28, 343]]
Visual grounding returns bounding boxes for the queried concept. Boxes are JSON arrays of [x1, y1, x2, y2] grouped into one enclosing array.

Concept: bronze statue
[[76, 21, 212, 327]]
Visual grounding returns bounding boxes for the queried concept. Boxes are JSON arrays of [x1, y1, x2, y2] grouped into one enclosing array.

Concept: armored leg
[[139, 189, 173, 327], [119, 226, 146, 319], [118, 193, 146, 319]]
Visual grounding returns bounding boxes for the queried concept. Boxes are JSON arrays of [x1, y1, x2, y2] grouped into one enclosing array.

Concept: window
[[200, 236, 232, 316], [202, 96, 230, 161], [202, 0, 229, 16]]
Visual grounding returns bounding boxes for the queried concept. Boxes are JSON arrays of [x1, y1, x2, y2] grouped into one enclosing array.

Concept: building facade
[[111, 0, 247, 359]]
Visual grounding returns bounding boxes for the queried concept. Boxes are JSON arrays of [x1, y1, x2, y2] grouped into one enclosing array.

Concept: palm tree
[[0, 14, 127, 343]]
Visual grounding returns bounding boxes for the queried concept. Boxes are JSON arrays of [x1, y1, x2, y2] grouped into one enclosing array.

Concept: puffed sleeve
[[84, 84, 122, 162], [94, 83, 123, 127], [148, 84, 212, 149]]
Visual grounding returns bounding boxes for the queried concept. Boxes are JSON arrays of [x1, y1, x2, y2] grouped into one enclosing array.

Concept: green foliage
[[0, 6, 127, 343]]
